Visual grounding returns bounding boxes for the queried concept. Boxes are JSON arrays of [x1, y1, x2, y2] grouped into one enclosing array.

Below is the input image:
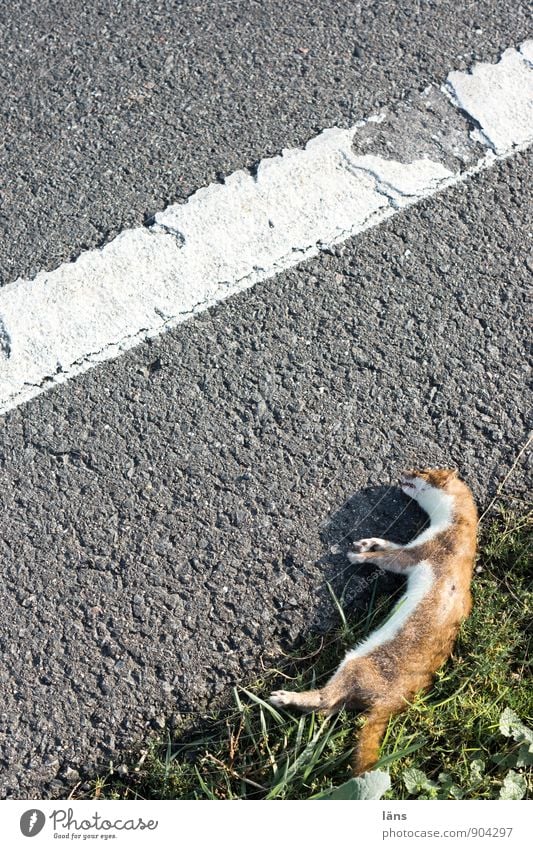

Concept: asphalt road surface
[[1, 0, 531, 285], [0, 1, 531, 798]]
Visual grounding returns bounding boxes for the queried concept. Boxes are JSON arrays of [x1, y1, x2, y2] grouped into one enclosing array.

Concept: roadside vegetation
[[82, 504, 532, 801]]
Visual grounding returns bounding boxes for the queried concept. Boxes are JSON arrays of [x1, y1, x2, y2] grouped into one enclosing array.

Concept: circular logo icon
[[20, 810, 46, 837]]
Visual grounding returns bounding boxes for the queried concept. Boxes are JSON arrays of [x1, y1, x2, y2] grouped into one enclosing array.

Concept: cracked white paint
[[154, 127, 387, 288], [1, 40, 532, 415], [345, 155, 453, 206], [446, 42, 533, 155]]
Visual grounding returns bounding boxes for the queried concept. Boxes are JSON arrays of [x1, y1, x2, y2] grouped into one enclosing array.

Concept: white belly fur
[[340, 561, 435, 665]]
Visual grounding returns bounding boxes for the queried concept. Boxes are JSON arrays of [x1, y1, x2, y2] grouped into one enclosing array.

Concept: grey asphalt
[[0, 1, 531, 800], [0, 0, 531, 285]]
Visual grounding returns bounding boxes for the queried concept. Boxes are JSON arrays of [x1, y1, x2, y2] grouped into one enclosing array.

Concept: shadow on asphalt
[[309, 484, 427, 634]]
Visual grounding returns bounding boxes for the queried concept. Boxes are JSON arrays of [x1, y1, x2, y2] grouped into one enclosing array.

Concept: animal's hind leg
[[269, 688, 324, 712], [270, 665, 362, 715]]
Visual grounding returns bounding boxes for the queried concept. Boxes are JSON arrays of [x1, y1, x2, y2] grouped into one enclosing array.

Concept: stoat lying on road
[[270, 468, 478, 774]]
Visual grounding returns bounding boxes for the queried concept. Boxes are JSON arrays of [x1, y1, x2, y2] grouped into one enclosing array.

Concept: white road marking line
[[0, 41, 532, 415], [446, 46, 533, 154]]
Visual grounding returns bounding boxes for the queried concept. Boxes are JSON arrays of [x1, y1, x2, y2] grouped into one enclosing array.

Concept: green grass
[[84, 505, 532, 800]]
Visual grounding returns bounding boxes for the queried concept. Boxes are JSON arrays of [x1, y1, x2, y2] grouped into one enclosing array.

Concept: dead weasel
[[270, 468, 478, 775]]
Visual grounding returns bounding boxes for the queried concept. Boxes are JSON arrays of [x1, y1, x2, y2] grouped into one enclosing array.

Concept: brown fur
[[270, 468, 478, 775]]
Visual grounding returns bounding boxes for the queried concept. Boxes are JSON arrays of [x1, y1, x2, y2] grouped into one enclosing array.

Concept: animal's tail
[[353, 705, 395, 775]]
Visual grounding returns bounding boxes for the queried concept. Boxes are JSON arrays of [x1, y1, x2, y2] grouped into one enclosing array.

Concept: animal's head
[[400, 468, 459, 501]]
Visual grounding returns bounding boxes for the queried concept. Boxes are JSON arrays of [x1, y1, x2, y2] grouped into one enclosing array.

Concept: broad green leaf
[[315, 770, 391, 800], [354, 770, 392, 800], [500, 770, 527, 800], [499, 709, 533, 770], [516, 743, 533, 768], [499, 708, 533, 745], [438, 772, 464, 799], [403, 767, 437, 794], [491, 752, 521, 769], [469, 759, 486, 782], [403, 767, 427, 793], [314, 778, 361, 800]]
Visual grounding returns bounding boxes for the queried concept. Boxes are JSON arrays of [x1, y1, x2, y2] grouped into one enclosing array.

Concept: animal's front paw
[[269, 690, 294, 708], [348, 538, 388, 564], [351, 537, 388, 552]]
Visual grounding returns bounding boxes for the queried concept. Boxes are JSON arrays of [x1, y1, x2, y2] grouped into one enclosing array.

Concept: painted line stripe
[[1, 41, 532, 415]]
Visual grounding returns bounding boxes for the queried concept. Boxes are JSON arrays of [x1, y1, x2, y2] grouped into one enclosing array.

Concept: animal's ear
[[436, 468, 458, 484], [405, 468, 431, 479]]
